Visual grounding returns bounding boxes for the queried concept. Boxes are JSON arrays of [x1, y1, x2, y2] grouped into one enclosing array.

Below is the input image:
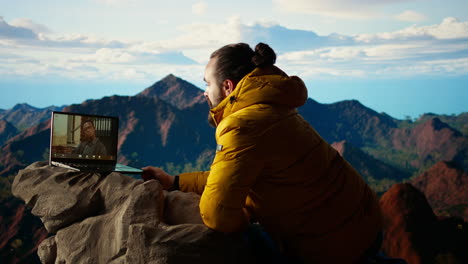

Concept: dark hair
[[252, 43, 276, 67], [82, 119, 95, 128], [210, 42, 276, 85]]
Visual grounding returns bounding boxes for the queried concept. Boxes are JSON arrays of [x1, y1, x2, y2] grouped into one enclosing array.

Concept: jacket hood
[[210, 66, 308, 126]]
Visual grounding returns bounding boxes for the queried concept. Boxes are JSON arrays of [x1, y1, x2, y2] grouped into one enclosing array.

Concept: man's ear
[[222, 79, 236, 96]]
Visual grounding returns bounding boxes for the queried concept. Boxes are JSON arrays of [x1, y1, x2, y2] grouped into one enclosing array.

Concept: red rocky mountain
[[380, 183, 467, 264], [0, 197, 47, 263], [412, 161, 468, 220], [0, 120, 18, 146], [391, 117, 467, 170], [417, 113, 468, 135], [0, 103, 62, 131], [138, 74, 206, 110], [298, 99, 467, 176], [0, 120, 51, 177]]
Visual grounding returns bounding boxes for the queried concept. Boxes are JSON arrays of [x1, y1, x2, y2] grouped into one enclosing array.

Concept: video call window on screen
[[51, 113, 117, 160]]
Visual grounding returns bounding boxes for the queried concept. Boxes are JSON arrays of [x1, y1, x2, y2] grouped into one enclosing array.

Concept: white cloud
[[278, 25, 468, 79], [247, 19, 279, 28], [90, 63, 204, 83], [279, 47, 367, 64], [416, 17, 468, 39], [274, 0, 373, 19], [10, 18, 52, 34], [1, 16, 467, 83], [70, 48, 197, 65], [279, 63, 367, 78], [175, 16, 243, 47], [0, 17, 133, 49], [422, 58, 468, 75], [355, 17, 468, 42], [372, 58, 468, 76], [121, 68, 148, 80], [273, 0, 414, 19], [0, 16, 37, 39], [321, 47, 367, 60], [0, 53, 39, 64], [37, 33, 131, 48], [94, 0, 137, 6], [125, 16, 243, 57], [128, 16, 244, 63], [394, 10, 427, 22], [192, 2, 208, 15], [73, 48, 135, 63], [156, 18, 169, 25], [127, 42, 165, 54]]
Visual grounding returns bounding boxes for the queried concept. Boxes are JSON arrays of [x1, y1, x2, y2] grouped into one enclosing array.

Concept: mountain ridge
[[299, 98, 398, 148], [0, 74, 465, 179], [138, 74, 206, 110], [411, 161, 468, 220], [0, 120, 18, 146], [390, 117, 467, 171], [331, 140, 409, 193], [0, 103, 63, 132], [0, 73, 466, 264]]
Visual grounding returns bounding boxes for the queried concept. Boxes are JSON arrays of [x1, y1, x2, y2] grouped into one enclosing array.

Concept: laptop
[[49, 111, 142, 174]]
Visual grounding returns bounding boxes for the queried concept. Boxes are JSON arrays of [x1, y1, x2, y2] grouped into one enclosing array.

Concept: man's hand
[[141, 166, 175, 190]]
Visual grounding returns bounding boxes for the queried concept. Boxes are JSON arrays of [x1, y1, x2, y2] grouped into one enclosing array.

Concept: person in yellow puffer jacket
[[142, 43, 383, 264]]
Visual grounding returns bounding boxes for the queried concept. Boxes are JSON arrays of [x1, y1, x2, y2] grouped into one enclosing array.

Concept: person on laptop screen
[[73, 120, 107, 156]]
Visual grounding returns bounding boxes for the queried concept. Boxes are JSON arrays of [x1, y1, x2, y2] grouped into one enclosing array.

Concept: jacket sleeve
[[179, 171, 210, 195], [199, 121, 263, 233]]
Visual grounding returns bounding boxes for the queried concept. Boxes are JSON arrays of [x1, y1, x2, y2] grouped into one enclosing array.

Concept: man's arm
[[198, 123, 263, 233], [179, 171, 210, 195]]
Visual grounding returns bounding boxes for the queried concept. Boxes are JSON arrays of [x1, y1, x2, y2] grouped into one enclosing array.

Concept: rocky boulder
[[380, 183, 467, 264], [411, 161, 468, 220], [12, 162, 252, 264]]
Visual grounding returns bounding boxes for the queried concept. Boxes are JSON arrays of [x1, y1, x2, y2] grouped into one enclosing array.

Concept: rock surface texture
[[380, 183, 467, 264], [412, 161, 468, 220], [12, 162, 252, 264]]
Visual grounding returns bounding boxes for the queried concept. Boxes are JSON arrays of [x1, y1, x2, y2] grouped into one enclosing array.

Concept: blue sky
[[1, 0, 467, 119]]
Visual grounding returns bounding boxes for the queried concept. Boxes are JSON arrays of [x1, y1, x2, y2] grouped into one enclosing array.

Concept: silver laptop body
[[49, 111, 142, 174]]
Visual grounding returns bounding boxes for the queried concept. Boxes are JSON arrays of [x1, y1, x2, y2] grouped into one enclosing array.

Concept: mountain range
[[299, 99, 467, 176], [1, 75, 466, 178], [412, 161, 468, 220], [0, 74, 466, 263], [0, 104, 63, 133]]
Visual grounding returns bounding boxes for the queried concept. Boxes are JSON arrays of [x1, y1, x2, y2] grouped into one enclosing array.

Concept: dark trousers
[[244, 226, 408, 264], [243, 224, 301, 264], [358, 231, 408, 264]]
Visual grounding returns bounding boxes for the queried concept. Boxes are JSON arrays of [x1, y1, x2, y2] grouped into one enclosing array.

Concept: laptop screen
[[50, 112, 118, 162]]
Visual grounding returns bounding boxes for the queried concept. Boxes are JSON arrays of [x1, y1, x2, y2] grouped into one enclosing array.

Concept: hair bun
[[252, 43, 276, 67]]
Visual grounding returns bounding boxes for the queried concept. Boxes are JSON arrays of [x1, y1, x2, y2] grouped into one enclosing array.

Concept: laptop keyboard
[[51, 161, 114, 172]]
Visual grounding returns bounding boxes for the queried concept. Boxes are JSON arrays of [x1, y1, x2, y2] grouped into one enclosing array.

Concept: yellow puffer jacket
[[179, 66, 383, 263]]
